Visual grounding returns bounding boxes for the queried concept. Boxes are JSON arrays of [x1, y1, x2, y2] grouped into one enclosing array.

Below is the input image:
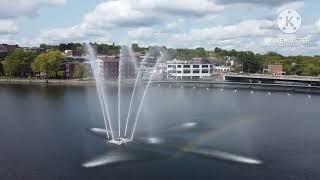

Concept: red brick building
[[264, 65, 286, 75], [85, 55, 137, 79], [101, 56, 120, 79]]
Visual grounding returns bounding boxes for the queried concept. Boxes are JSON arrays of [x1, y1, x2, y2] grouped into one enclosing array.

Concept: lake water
[[0, 84, 320, 180]]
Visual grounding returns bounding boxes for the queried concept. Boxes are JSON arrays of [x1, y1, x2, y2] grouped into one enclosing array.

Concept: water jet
[[86, 44, 165, 145]]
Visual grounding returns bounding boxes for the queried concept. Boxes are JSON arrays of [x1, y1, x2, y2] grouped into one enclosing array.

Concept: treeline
[[0, 50, 88, 79], [166, 47, 320, 76], [40, 42, 122, 55], [213, 47, 320, 76], [1, 42, 320, 78]]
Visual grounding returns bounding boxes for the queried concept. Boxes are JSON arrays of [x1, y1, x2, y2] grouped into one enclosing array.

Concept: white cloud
[[1, 0, 318, 56], [0, 19, 18, 34], [188, 20, 275, 40], [0, 0, 66, 37], [216, 0, 300, 6], [125, 19, 278, 52], [128, 27, 155, 40], [315, 19, 320, 33], [276, 1, 304, 13], [79, 0, 224, 29], [83, 0, 158, 29], [37, 0, 225, 42], [0, 0, 66, 18], [131, 0, 224, 16]]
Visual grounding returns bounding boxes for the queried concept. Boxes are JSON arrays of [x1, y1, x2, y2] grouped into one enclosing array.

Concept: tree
[[57, 70, 65, 79], [58, 43, 67, 51], [302, 64, 320, 76], [131, 43, 140, 52], [195, 47, 206, 58], [40, 44, 59, 51], [72, 64, 88, 79], [214, 47, 223, 54], [3, 49, 36, 77], [0, 61, 4, 76], [237, 51, 261, 73], [32, 51, 64, 78]]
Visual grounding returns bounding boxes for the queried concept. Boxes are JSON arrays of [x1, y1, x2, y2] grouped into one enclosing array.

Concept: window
[[193, 65, 199, 68], [183, 65, 190, 68], [193, 70, 200, 73], [177, 65, 182, 68], [183, 70, 191, 74], [202, 65, 209, 68], [202, 70, 209, 73]]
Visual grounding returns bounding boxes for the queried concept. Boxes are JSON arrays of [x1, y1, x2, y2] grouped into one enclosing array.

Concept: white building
[[167, 60, 213, 80], [83, 58, 105, 78], [214, 66, 231, 72]]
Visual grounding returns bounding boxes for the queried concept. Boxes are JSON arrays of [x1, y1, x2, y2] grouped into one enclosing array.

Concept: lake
[[0, 83, 320, 180]]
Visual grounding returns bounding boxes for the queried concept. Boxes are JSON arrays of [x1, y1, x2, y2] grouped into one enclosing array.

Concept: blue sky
[[0, 0, 319, 55]]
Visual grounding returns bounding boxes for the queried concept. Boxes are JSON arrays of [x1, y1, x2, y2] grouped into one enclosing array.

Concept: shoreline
[[0, 78, 99, 85], [1, 78, 320, 93]]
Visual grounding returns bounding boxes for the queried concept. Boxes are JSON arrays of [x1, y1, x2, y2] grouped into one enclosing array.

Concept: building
[[214, 66, 231, 73], [0, 44, 19, 60], [65, 62, 77, 79], [167, 60, 213, 80], [0, 44, 18, 53], [85, 55, 136, 80], [22, 47, 46, 54], [64, 50, 83, 57], [118, 54, 137, 79], [191, 58, 210, 64], [263, 65, 286, 75], [139, 60, 167, 81], [103, 55, 120, 79], [207, 57, 219, 65], [139, 56, 157, 67]]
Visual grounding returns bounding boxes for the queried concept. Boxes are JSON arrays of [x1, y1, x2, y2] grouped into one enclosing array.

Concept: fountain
[[86, 44, 114, 140], [86, 44, 163, 145], [83, 47, 265, 166]]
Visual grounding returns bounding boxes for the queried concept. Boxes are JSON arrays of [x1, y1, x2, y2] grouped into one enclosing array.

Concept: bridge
[[224, 74, 320, 86]]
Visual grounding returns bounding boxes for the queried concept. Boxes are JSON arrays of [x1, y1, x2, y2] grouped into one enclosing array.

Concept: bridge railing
[[226, 73, 320, 82]]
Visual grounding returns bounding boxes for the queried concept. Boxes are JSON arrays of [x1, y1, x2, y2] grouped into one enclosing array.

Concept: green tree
[[32, 51, 64, 78], [40, 44, 59, 51], [57, 70, 65, 79], [3, 50, 36, 77], [0, 61, 4, 76], [237, 51, 261, 73], [131, 43, 140, 52], [195, 47, 206, 58], [302, 64, 320, 76], [72, 64, 88, 79]]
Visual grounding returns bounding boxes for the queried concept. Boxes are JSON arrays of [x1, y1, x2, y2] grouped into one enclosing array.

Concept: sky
[[0, 0, 319, 55]]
